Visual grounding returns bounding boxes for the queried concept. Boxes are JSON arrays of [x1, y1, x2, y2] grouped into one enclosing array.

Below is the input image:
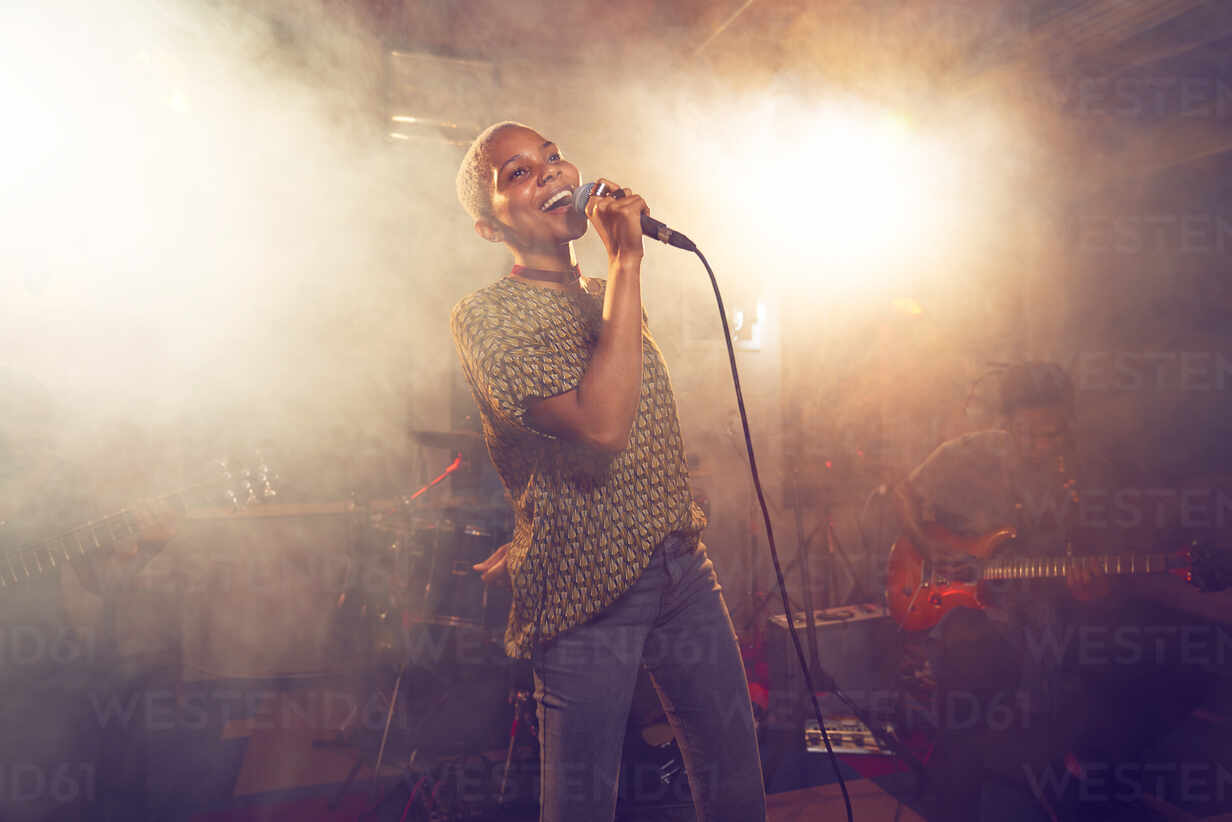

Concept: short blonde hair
[[456, 120, 532, 222]]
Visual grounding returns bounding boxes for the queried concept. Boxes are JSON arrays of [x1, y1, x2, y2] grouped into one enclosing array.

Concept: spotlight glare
[[892, 297, 924, 316], [711, 98, 968, 295]]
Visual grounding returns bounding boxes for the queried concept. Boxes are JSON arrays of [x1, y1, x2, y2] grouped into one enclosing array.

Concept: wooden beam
[[692, 0, 759, 57], [1097, 116, 1232, 182], [1084, 1, 1232, 73], [1030, 0, 1202, 54]]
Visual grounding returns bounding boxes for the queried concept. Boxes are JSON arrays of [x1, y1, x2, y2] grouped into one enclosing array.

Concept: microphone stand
[[788, 469, 825, 688], [400, 453, 464, 505]]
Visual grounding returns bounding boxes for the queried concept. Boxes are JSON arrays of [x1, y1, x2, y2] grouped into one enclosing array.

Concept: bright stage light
[[780, 106, 954, 270], [692, 97, 971, 296], [892, 297, 924, 316]]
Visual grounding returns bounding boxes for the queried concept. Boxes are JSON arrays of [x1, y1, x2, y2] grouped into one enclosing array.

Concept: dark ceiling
[[339, 0, 1232, 184]]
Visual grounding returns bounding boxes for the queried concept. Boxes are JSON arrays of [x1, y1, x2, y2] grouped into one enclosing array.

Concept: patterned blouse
[[451, 274, 706, 658]]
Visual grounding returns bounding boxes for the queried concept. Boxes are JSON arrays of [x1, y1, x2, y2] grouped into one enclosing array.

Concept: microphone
[[572, 182, 696, 252]]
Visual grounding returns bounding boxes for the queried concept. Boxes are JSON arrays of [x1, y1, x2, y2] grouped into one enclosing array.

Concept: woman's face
[[482, 126, 587, 254]]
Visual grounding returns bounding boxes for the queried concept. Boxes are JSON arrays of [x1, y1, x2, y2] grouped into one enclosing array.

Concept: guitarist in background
[[0, 376, 180, 822], [894, 362, 1108, 821], [76, 502, 179, 822]]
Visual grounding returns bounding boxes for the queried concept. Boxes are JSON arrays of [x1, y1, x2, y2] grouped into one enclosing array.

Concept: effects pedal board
[[804, 716, 896, 756]]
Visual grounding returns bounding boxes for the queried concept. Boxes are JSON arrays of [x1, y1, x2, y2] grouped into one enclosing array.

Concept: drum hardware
[[498, 689, 537, 807], [616, 668, 691, 813], [630, 719, 686, 790], [367, 750, 501, 821], [400, 452, 465, 506], [409, 516, 512, 635], [323, 661, 434, 811], [332, 451, 476, 654], [410, 428, 507, 502], [330, 451, 463, 635], [489, 674, 691, 816], [322, 636, 513, 814], [322, 449, 516, 818]]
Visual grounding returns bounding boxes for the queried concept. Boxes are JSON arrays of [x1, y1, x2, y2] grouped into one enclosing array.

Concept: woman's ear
[[474, 218, 504, 244]]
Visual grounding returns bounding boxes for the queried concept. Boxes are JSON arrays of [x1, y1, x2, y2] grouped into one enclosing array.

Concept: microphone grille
[[572, 182, 596, 216]]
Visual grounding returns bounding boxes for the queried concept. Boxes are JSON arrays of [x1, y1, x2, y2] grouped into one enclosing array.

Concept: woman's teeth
[[541, 190, 571, 211]]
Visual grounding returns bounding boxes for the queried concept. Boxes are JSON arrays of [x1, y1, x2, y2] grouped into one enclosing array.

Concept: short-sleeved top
[[908, 430, 1076, 557], [450, 274, 706, 659]]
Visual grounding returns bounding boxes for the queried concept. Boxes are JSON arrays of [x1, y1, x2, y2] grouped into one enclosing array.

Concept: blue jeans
[[532, 533, 766, 822]]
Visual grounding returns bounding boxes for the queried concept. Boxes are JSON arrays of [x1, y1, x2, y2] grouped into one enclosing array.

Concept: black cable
[[693, 248, 854, 822], [855, 485, 885, 566], [788, 471, 824, 711]]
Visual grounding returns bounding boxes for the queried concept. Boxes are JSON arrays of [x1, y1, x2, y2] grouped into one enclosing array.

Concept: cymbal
[[409, 429, 484, 451]]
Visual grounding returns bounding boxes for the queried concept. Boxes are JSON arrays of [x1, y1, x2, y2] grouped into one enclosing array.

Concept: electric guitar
[[886, 522, 1231, 632], [0, 457, 277, 591]]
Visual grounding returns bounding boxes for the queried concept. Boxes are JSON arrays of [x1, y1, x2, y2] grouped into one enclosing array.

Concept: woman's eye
[[548, 152, 561, 162], [510, 168, 525, 180]]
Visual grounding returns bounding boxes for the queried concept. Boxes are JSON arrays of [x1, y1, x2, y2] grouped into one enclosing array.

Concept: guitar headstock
[[1185, 539, 1232, 593], [0, 453, 283, 592], [212, 452, 279, 510]]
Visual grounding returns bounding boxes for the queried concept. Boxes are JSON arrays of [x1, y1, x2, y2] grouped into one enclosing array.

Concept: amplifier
[[176, 510, 351, 680], [765, 603, 898, 730]]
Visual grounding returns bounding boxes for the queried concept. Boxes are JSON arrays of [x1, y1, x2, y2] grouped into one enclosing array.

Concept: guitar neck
[[1, 509, 142, 588], [0, 458, 276, 591], [0, 484, 203, 589], [981, 552, 1180, 582]]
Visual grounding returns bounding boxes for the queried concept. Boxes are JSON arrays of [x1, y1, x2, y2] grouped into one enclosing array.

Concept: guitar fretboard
[[1, 510, 143, 588], [981, 552, 1180, 581], [0, 459, 275, 592]]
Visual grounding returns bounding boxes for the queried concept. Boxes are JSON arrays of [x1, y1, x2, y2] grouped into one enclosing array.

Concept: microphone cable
[[690, 247, 855, 822]]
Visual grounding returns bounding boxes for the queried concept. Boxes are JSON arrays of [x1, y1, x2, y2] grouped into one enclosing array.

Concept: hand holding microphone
[[574, 180, 696, 253], [580, 177, 649, 267]]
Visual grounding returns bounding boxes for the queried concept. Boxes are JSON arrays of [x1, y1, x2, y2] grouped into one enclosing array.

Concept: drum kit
[[345, 428, 509, 641], [321, 429, 524, 813], [326, 429, 690, 819]]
